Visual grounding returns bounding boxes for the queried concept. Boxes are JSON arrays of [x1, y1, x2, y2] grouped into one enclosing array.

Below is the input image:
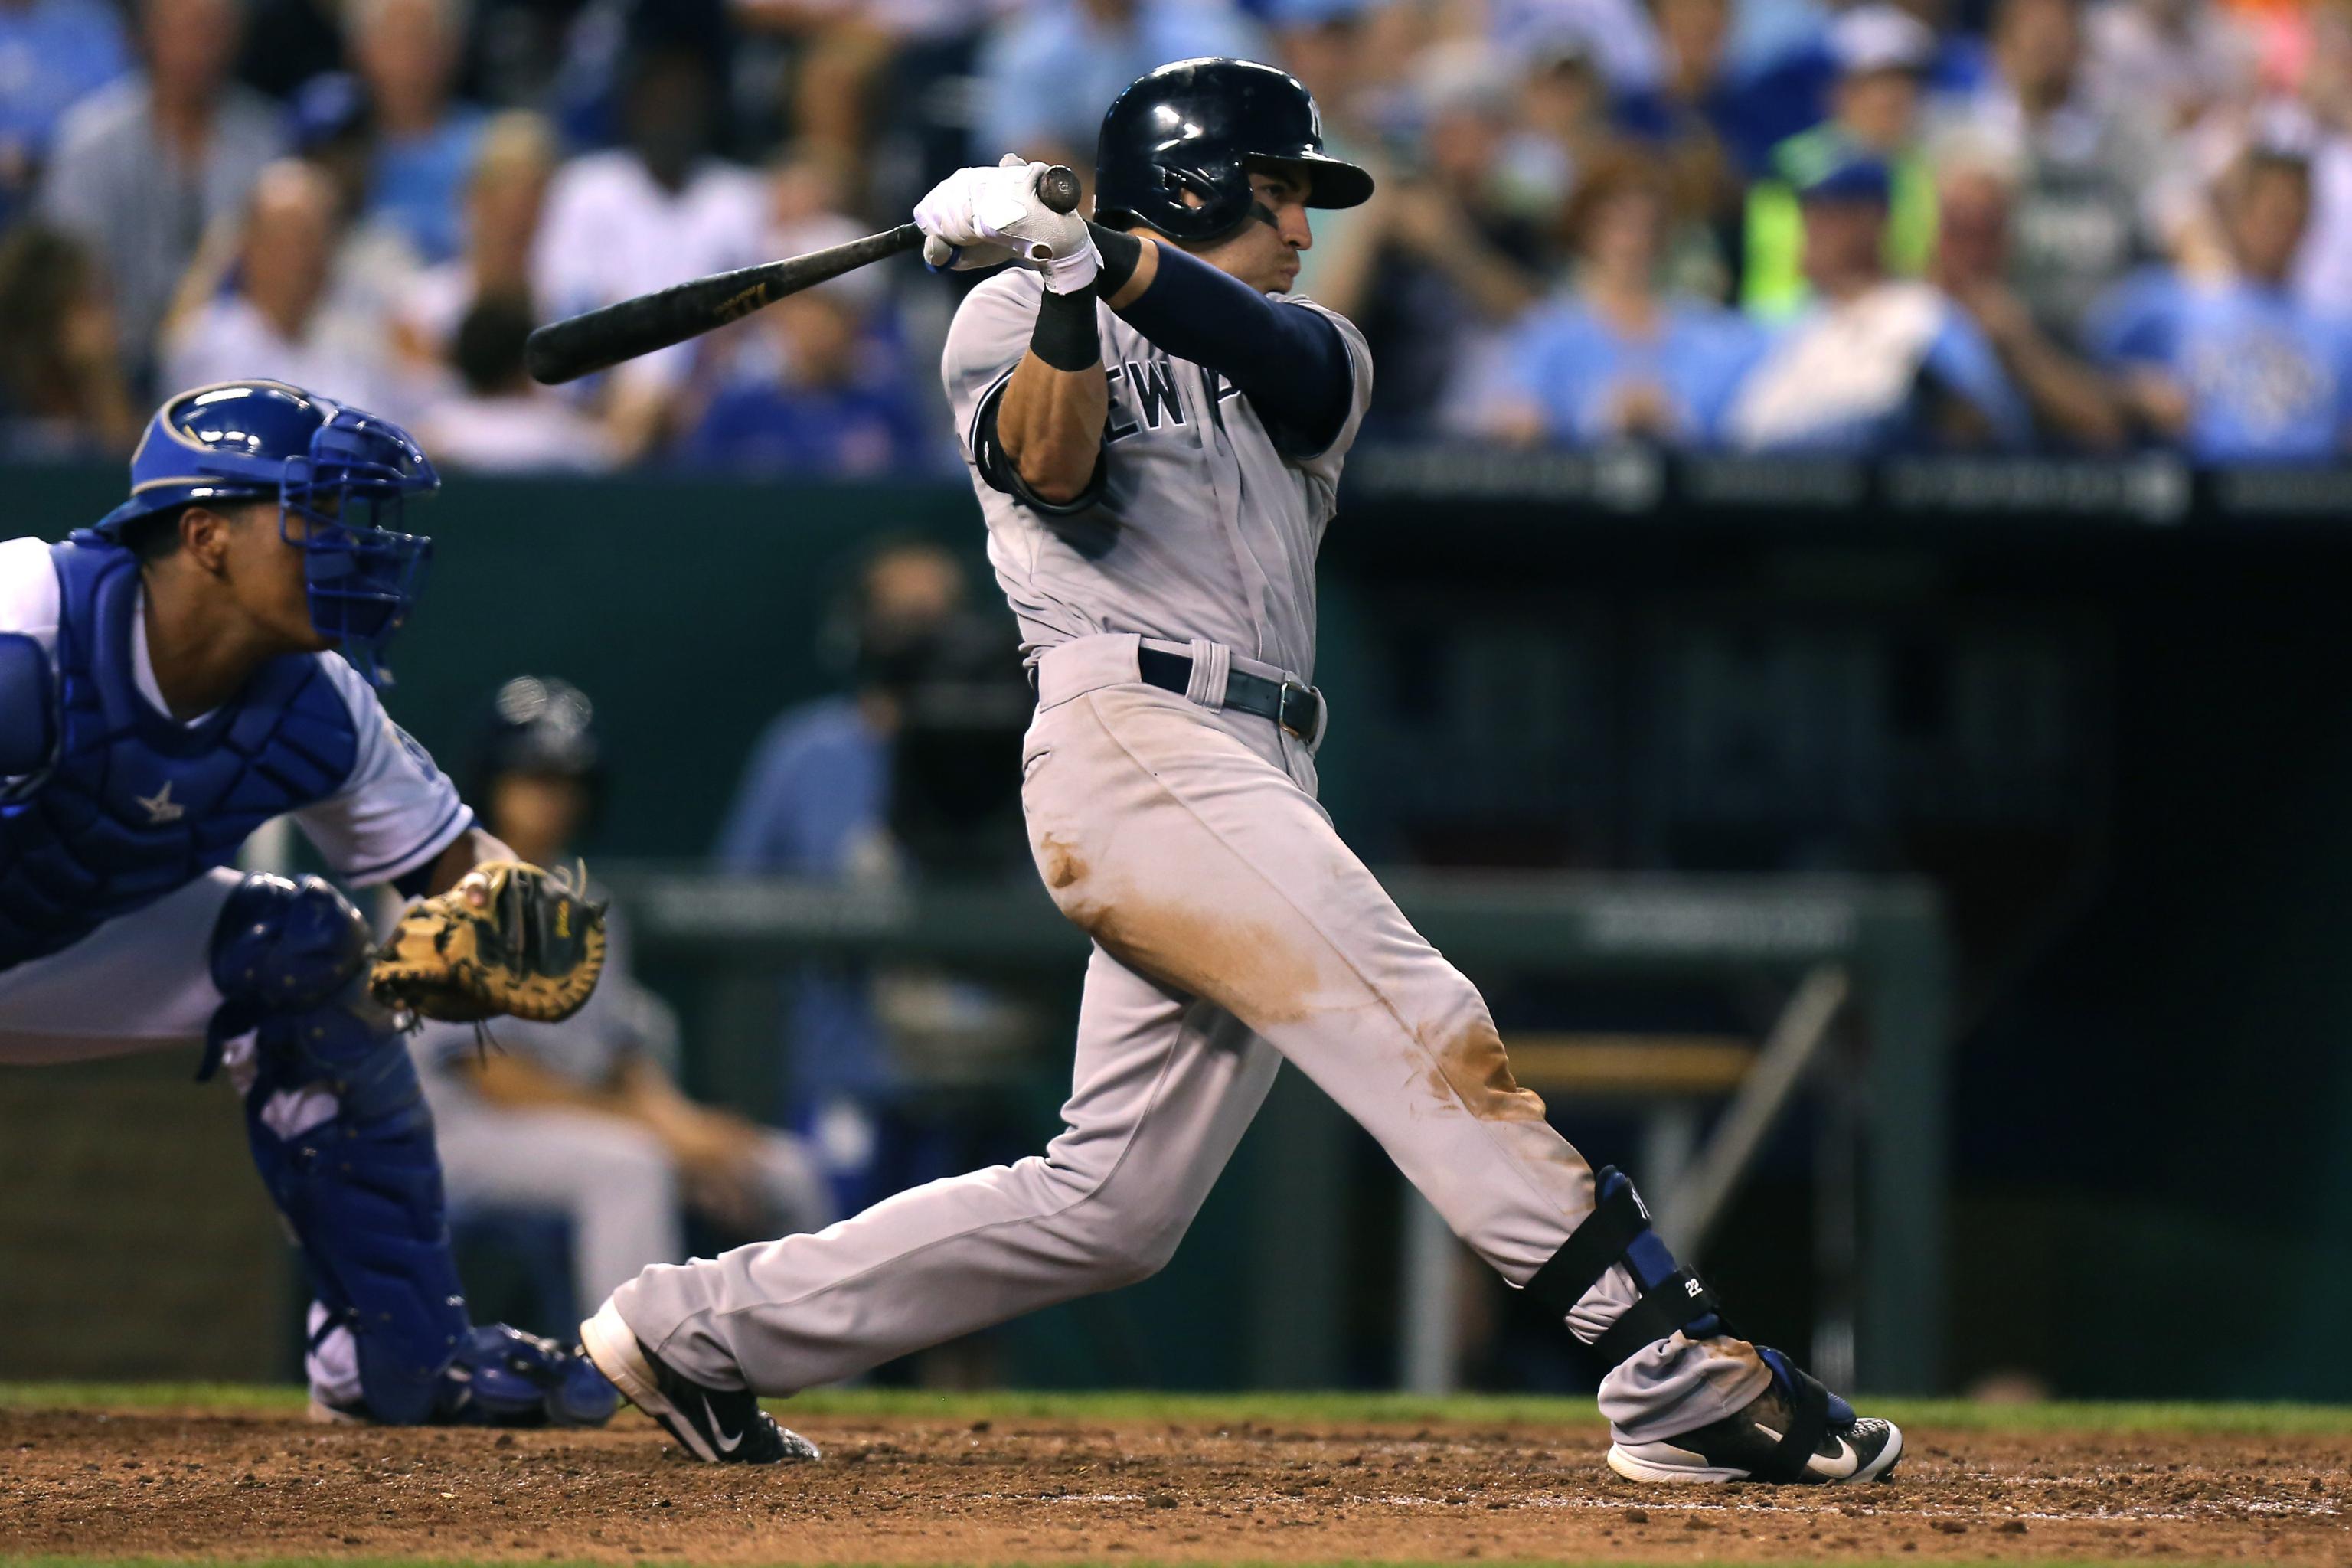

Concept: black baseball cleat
[[578, 1301, 818, 1465], [1607, 1348, 1903, 1485]]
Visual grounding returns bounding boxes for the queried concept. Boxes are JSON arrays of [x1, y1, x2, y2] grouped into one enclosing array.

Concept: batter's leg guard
[[1522, 1166, 1901, 1483], [1523, 1165, 1730, 1367], [209, 873, 468, 1426]]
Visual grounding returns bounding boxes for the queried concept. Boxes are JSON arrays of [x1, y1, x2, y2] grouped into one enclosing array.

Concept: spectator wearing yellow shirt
[[1743, 5, 1940, 318]]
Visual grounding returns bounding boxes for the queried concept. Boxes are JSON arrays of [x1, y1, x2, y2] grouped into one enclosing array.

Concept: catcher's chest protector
[[0, 541, 358, 970]]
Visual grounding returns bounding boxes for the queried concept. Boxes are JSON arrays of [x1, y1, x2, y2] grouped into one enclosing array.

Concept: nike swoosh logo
[[1753, 1424, 1861, 1481], [1806, 1435, 1860, 1479], [703, 1393, 743, 1454]]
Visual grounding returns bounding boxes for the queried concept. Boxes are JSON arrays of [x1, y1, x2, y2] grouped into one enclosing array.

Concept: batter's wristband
[[1028, 284, 1100, 371], [1087, 224, 1143, 296]]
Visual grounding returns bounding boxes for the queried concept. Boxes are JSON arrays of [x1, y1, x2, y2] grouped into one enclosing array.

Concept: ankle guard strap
[[1524, 1165, 1730, 1368]]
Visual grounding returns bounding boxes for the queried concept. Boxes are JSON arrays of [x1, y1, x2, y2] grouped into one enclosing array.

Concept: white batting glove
[[917, 155, 1099, 294], [916, 162, 1016, 273]]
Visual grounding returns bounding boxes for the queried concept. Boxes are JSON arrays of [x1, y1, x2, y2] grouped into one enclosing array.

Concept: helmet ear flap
[[1149, 157, 1254, 241]]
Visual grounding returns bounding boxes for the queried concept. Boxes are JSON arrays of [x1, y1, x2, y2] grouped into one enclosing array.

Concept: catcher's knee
[[207, 872, 415, 1109], [208, 873, 372, 1057], [211, 872, 372, 1004]]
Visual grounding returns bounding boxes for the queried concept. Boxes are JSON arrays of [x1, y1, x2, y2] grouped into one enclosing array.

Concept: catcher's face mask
[[279, 409, 439, 689]]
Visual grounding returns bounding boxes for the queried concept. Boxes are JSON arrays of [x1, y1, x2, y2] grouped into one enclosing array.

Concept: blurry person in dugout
[[717, 540, 1040, 1220], [410, 675, 832, 1316]]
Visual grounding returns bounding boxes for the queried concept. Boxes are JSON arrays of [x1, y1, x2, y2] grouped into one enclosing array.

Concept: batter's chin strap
[[1521, 1165, 1733, 1370]]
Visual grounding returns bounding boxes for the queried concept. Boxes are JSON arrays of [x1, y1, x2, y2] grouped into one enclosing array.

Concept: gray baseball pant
[[612, 633, 1769, 1442]]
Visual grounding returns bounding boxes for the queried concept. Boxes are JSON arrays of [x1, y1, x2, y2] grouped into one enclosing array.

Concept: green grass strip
[[0, 1558, 2264, 1568], [4, 1383, 2350, 1436]]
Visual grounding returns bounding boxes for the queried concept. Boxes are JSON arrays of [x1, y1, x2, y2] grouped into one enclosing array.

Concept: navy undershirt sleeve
[[1108, 239, 1354, 458]]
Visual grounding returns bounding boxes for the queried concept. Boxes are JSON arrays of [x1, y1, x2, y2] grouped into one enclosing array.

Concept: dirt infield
[[4, 1400, 2348, 1566]]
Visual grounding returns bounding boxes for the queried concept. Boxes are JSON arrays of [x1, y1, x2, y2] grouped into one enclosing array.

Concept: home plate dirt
[[4, 1406, 2347, 1563]]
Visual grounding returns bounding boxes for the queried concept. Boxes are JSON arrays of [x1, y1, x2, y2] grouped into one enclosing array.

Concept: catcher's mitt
[[371, 861, 606, 1024]]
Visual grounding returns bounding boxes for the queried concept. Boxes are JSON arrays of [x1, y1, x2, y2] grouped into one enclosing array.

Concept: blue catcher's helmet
[[92, 381, 439, 686]]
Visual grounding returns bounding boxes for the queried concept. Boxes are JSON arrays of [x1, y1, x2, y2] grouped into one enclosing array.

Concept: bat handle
[[1037, 165, 1081, 214]]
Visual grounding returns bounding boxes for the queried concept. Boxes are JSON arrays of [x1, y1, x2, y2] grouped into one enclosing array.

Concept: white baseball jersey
[[0, 535, 469, 887], [940, 269, 1374, 684]]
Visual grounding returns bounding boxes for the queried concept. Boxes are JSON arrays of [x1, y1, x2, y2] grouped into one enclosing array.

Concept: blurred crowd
[[5, 0, 2352, 471]]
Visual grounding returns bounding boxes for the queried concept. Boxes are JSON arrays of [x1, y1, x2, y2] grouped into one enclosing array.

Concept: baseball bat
[[524, 165, 1083, 386]]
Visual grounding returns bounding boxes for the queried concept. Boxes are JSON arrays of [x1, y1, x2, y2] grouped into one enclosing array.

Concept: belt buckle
[[1278, 679, 1326, 749]]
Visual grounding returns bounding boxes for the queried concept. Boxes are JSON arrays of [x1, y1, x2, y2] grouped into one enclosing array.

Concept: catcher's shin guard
[[210, 874, 468, 1426]]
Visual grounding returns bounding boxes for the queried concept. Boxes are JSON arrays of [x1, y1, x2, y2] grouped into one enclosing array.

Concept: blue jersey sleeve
[[714, 716, 806, 872], [2331, 318, 2352, 446], [2085, 268, 2184, 367], [1922, 305, 2030, 449], [715, 704, 889, 877], [1685, 313, 1768, 446], [1501, 305, 1578, 441]]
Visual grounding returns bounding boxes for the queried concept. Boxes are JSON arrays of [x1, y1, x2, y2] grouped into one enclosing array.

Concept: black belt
[[1137, 647, 1325, 743]]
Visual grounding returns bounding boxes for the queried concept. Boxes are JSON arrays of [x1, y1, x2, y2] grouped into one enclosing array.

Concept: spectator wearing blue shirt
[[1724, 154, 2029, 452], [971, 0, 1264, 169], [678, 280, 935, 476], [0, 0, 129, 213], [2089, 147, 2352, 465], [1488, 147, 1757, 447], [349, 0, 485, 265]]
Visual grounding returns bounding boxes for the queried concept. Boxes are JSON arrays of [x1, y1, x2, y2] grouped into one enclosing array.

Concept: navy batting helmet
[[1093, 58, 1374, 243]]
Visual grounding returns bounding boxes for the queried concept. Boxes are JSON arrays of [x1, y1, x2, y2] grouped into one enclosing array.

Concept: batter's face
[[1180, 169, 1314, 293]]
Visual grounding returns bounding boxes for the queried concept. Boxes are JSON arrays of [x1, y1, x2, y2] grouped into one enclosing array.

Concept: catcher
[[0, 380, 614, 1427]]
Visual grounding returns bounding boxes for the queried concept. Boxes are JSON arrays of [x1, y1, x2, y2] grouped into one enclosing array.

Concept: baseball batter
[[583, 60, 1900, 1486], [0, 381, 613, 1428]]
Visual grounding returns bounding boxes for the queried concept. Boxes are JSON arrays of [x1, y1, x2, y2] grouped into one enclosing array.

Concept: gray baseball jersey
[[940, 268, 1374, 683], [611, 261, 1772, 1449]]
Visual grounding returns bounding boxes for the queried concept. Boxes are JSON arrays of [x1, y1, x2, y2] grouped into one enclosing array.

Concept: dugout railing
[[597, 865, 1952, 1395]]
